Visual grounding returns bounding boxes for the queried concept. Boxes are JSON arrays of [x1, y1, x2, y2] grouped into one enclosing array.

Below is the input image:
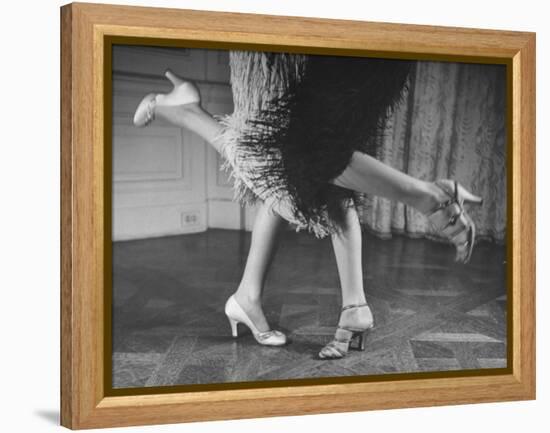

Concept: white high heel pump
[[224, 295, 287, 346], [133, 69, 201, 127]]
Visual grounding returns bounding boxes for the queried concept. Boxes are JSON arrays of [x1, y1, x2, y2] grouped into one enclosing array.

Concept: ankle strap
[[428, 180, 460, 215], [341, 302, 369, 311]]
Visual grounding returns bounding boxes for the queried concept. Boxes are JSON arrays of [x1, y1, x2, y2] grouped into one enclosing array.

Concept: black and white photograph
[[110, 45, 507, 390]]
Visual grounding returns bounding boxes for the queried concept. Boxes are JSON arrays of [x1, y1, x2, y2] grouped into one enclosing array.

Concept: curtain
[[358, 61, 507, 244]]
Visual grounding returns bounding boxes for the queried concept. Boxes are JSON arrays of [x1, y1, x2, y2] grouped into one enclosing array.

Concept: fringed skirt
[[214, 51, 413, 238]]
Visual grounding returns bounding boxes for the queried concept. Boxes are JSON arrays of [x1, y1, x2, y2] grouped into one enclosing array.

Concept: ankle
[[339, 304, 373, 328], [341, 297, 367, 308], [233, 287, 262, 306], [414, 181, 450, 215]]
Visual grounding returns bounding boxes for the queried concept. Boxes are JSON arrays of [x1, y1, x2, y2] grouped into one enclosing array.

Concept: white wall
[[2, 1, 547, 433], [112, 46, 247, 240]]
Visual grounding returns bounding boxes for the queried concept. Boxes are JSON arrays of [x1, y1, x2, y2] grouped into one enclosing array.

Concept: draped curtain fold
[[358, 61, 507, 243]]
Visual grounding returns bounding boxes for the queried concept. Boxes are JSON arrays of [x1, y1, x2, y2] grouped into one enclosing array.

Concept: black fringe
[[231, 54, 413, 234]]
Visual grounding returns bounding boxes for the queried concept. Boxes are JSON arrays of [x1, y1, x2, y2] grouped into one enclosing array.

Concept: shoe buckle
[[145, 98, 156, 125], [256, 330, 278, 341]]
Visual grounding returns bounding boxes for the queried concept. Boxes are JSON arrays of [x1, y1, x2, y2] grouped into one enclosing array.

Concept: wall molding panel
[[112, 47, 247, 240]]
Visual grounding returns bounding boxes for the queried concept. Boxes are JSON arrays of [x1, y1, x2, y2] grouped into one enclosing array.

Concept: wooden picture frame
[[60, 2, 535, 429]]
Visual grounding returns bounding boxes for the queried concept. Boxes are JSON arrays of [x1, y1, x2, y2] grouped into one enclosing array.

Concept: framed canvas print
[[60, 2, 536, 429]]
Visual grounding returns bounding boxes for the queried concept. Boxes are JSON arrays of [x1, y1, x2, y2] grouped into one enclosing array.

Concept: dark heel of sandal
[[349, 328, 372, 351], [318, 303, 374, 359]]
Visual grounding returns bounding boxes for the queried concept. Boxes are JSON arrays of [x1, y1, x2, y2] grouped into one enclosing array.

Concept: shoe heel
[[228, 318, 239, 338], [459, 186, 483, 206], [164, 69, 184, 87], [463, 196, 483, 206], [349, 330, 369, 351]]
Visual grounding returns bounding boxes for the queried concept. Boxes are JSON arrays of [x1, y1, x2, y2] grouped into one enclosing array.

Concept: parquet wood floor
[[112, 229, 507, 388]]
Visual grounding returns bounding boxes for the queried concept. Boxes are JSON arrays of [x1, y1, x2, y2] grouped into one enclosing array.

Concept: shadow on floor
[[34, 409, 59, 425]]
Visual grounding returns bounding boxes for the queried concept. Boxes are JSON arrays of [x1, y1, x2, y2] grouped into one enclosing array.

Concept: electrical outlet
[[181, 211, 200, 227]]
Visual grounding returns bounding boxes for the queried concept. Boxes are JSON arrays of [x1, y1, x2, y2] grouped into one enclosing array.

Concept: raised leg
[[134, 69, 226, 153], [154, 103, 226, 154], [153, 106, 450, 214], [330, 151, 449, 214], [140, 71, 450, 213], [330, 151, 483, 263]]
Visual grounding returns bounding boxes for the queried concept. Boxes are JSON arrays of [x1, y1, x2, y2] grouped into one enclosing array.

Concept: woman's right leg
[[140, 73, 286, 333], [154, 103, 226, 153], [232, 202, 284, 333], [137, 69, 226, 152]]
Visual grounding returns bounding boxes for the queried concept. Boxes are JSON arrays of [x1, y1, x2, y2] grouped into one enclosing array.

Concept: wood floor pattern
[[112, 229, 507, 389]]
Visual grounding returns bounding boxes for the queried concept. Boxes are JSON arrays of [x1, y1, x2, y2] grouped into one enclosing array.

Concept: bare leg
[[155, 92, 449, 215], [330, 205, 373, 329], [152, 107, 394, 331], [152, 92, 285, 333], [155, 103, 226, 153], [232, 202, 284, 333], [330, 151, 449, 214], [150, 84, 459, 327], [149, 70, 448, 215]]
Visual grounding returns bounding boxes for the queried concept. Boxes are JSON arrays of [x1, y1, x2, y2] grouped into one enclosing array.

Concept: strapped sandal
[[427, 179, 483, 264], [318, 303, 374, 360]]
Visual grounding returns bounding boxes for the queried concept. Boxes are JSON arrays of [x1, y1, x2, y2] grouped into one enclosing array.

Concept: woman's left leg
[[318, 204, 374, 359], [154, 103, 226, 153], [330, 151, 447, 214], [330, 205, 373, 327], [330, 151, 483, 264]]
